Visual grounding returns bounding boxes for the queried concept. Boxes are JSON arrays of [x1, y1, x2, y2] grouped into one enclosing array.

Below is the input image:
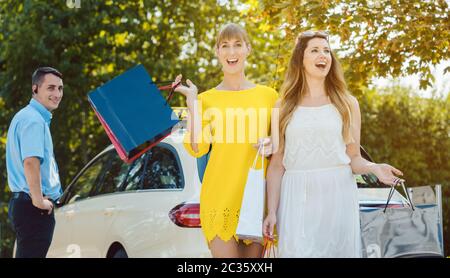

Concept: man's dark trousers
[[8, 192, 55, 258]]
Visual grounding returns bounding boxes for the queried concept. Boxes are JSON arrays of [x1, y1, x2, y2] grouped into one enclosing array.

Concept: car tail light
[[169, 203, 201, 228]]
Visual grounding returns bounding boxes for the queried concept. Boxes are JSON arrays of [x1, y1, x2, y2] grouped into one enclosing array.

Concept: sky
[[370, 60, 450, 99]]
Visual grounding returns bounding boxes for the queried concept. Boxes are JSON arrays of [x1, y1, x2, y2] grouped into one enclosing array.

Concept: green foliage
[[360, 86, 449, 187], [257, 0, 450, 95]]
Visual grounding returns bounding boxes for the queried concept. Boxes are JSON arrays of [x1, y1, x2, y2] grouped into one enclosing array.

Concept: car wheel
[[112, 248, 128, 258]]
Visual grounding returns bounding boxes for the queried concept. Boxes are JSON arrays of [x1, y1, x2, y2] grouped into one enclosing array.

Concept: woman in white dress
[[262, 31, 404, 258]]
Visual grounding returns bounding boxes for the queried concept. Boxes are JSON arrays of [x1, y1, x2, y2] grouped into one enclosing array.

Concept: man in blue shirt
[[6, 67, 64, 258]]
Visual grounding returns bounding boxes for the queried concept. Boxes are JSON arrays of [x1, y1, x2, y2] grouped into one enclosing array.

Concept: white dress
[[277, 104, 361, 258]]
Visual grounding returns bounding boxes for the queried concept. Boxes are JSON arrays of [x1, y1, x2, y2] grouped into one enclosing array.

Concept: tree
[[359, 86, 450, 186], [254, 0, 449, 94]]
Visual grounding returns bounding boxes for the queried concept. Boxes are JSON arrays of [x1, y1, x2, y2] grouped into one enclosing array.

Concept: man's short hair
[[32, 67, 63, 87]]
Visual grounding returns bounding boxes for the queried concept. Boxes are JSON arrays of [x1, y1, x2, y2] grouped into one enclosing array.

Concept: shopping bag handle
[[261, 236, 276, 258], [251, 143, 265, 170], [384, 180, 415, 213], [151, 80, 181, 105]]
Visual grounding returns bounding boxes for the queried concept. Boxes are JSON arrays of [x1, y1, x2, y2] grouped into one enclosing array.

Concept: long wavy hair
[[278, 33, 354, 152]]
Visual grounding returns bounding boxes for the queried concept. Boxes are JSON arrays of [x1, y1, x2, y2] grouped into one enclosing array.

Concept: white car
[[47, 129, 210, 258]]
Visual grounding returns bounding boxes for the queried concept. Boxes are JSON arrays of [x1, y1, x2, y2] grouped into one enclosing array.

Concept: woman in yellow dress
[[173, 23, 278, 258]]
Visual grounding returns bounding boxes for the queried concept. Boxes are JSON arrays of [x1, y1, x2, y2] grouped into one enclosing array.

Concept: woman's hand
[[253, 137, 273, 157], [173, 74, 198, 100], [263, 213, 277, 240], [371, 163, 404, 186]]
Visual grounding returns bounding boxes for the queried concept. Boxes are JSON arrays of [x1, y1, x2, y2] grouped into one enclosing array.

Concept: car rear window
[[140, 144, 184, 190]]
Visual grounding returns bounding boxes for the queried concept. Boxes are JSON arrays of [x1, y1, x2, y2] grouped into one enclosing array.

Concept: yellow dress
[[184, 85, 278, 243]]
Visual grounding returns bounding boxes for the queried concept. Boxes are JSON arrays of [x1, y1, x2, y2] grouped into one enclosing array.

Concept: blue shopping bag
[[88, 64, 180, 163]]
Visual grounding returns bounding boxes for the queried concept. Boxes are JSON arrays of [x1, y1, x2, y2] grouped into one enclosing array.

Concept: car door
[[48, 153, 107, 258], [68, 150, 129, 257], [47, 203, 74, 257]]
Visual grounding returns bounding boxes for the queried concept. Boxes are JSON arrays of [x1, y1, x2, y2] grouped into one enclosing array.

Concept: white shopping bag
[[236, 145, 265, 243]]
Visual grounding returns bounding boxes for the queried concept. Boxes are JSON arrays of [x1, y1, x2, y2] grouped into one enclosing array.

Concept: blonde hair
[[215, 23, 250, 48], [278, 33, 354, 152]]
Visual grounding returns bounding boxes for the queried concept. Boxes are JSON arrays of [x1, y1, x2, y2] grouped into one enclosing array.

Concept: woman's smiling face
[[216, 37, 250, 75], [302, 37, 332, 79]]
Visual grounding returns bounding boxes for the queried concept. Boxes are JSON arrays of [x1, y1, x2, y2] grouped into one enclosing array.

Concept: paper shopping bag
[[236, 145, 266, 243], [360, 182, 443, 258], [88, 64, 180, 163]]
